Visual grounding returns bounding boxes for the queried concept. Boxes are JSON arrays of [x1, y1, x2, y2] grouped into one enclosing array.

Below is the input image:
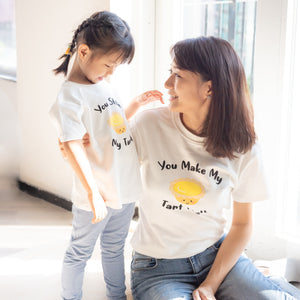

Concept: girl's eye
[[105, 64, 111, 68]]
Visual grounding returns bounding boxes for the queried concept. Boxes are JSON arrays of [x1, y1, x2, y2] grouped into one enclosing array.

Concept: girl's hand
[[88, 190, 108, 224], [136, 90, 164, 106], [192, 285, 216, 300]]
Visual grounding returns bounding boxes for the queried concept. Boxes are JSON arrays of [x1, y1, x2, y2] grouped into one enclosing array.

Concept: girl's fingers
[[143, 90, 164, 104]]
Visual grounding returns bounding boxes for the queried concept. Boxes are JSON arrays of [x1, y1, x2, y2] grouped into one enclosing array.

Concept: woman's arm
[[63, 139, 107, 224], [193, 202, 253, 300], [125, 90, 163, 120]]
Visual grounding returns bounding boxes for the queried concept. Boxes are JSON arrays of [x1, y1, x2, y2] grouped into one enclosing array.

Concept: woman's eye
[[169, 69, 180, 78], [105, 64, 111, 68]]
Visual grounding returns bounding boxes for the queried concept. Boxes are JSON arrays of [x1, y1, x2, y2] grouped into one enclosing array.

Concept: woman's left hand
[[136, 90, 164, 105], [192, 285, 216, 300]]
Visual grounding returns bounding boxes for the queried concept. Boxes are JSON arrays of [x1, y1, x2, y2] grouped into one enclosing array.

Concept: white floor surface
[[0, 178, 134, 300]]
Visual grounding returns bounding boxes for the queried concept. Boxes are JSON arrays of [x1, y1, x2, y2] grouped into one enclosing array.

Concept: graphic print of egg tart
[[170, 178, 205, 205], [108, 112, 126, 134]]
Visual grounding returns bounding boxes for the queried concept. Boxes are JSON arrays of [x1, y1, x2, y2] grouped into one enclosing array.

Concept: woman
[[129, 36, 300, 300]]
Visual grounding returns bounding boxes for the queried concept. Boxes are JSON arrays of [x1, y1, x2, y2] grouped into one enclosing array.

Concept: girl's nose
[[107, 68, 114, 76], [107, 65, 117, 76], [164, 74, 174, 89]]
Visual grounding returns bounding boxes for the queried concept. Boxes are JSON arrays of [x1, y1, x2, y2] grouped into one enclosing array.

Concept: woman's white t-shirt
[[130, 107, 270, 259], [49, 80, 142, 211]]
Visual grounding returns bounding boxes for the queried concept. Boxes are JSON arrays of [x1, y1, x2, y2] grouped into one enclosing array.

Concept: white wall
[[0, 78, 19, 178], [15, 0, 109, 200]]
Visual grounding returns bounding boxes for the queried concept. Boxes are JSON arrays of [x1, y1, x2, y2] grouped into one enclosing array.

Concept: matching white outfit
[[50, 80, 142, 210], [130, 106, 270, 259], [49, 80, 142, 300]]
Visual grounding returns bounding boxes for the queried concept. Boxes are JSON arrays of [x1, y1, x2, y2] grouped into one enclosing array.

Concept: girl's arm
[[63, 139, 107, 224], [192, 202, 253, 300], [125, 90, 163, 120]]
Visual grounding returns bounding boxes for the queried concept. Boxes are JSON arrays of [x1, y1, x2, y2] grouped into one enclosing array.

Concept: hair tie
[[65, 46, 71, 56]]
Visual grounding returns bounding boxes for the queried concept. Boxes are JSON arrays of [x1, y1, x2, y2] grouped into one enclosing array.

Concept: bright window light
[[0, 0, 17, 81], [277, 0, 300, 241]]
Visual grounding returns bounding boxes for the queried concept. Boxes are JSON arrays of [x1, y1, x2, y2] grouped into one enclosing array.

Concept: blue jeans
[[131, 236, 300, 300], [61, 203, 135, 300]]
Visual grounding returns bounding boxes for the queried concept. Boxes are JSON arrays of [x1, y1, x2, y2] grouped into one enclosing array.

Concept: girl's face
[[164, 62, 212, 115], [78, 45, 123, 84]]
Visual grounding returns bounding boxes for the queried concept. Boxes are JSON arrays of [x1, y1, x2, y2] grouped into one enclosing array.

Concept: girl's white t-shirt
[[130, 107, 270, 259], [49, 80, 142, 210]]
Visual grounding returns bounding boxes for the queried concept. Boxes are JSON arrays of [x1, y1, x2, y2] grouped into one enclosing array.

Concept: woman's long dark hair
[[53, 11, 135, 76], [171, 36, 256, 159]]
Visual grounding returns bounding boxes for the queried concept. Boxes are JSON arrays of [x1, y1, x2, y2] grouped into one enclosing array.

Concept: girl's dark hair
[[54, 11, 135, 76], [171, 36, 256, 159]]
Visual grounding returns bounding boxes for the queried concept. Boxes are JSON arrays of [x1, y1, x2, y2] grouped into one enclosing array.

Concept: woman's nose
[[164, 74, 174, 89]]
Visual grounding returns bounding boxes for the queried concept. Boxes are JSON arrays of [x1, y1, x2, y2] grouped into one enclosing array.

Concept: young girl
[[49, 11, 162, 300]]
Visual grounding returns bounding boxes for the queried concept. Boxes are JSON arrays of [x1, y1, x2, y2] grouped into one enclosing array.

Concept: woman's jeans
[[131, 236, 300, 300], [61, 203, 135, 300]]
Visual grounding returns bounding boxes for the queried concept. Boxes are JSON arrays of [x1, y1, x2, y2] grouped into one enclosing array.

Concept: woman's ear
[[206, 80, 213, 98], [77, 44, 91, 61]]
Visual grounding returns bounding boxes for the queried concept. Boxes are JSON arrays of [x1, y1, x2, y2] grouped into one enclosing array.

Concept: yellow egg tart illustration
[[108, 113, 126, 134], [170, 178, 205, 205]]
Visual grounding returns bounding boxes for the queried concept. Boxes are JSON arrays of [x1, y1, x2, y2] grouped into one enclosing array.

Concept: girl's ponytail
[[53, 19, 89, 76], [53, 47, 72, 76]]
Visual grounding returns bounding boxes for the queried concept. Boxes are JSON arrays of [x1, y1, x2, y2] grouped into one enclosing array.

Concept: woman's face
[[164, 61, 211, 115]]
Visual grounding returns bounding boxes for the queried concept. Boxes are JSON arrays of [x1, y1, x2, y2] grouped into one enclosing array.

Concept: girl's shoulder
[[58, 80, 112, 103], [57, 81, 84, 105]]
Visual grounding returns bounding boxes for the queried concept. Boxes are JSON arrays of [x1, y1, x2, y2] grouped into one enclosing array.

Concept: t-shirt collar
[[171, 111, 205, 144]]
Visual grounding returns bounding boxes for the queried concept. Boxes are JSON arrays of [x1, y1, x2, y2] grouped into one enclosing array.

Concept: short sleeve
[[129, 115, 143, 162], [49, 86, 86, 142], [232, 144, 270, 203]]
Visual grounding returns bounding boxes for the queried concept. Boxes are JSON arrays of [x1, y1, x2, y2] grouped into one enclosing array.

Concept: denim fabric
[[131, 236, 300, 300], [61, 203, 135, 300]]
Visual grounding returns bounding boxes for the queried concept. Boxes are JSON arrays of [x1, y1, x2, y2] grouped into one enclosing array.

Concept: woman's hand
[[58, 138, 68, 159], [192, 285, 216, 300], [82, 133, 90, 148]]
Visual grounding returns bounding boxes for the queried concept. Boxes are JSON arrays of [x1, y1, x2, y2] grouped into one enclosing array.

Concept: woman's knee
[[216, 256, 298, 300]]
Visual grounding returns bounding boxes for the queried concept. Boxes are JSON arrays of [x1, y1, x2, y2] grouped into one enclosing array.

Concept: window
[[277, 0, 300, 241], [181, 0, 257, 93], [155, 0, 257, 95], [0, 0, 17, 81], [110, 0, 156, 103]]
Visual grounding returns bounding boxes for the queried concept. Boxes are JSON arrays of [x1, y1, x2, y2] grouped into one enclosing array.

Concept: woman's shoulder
[[232, 141, 264, 172], [134, 106, 171, 124]]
